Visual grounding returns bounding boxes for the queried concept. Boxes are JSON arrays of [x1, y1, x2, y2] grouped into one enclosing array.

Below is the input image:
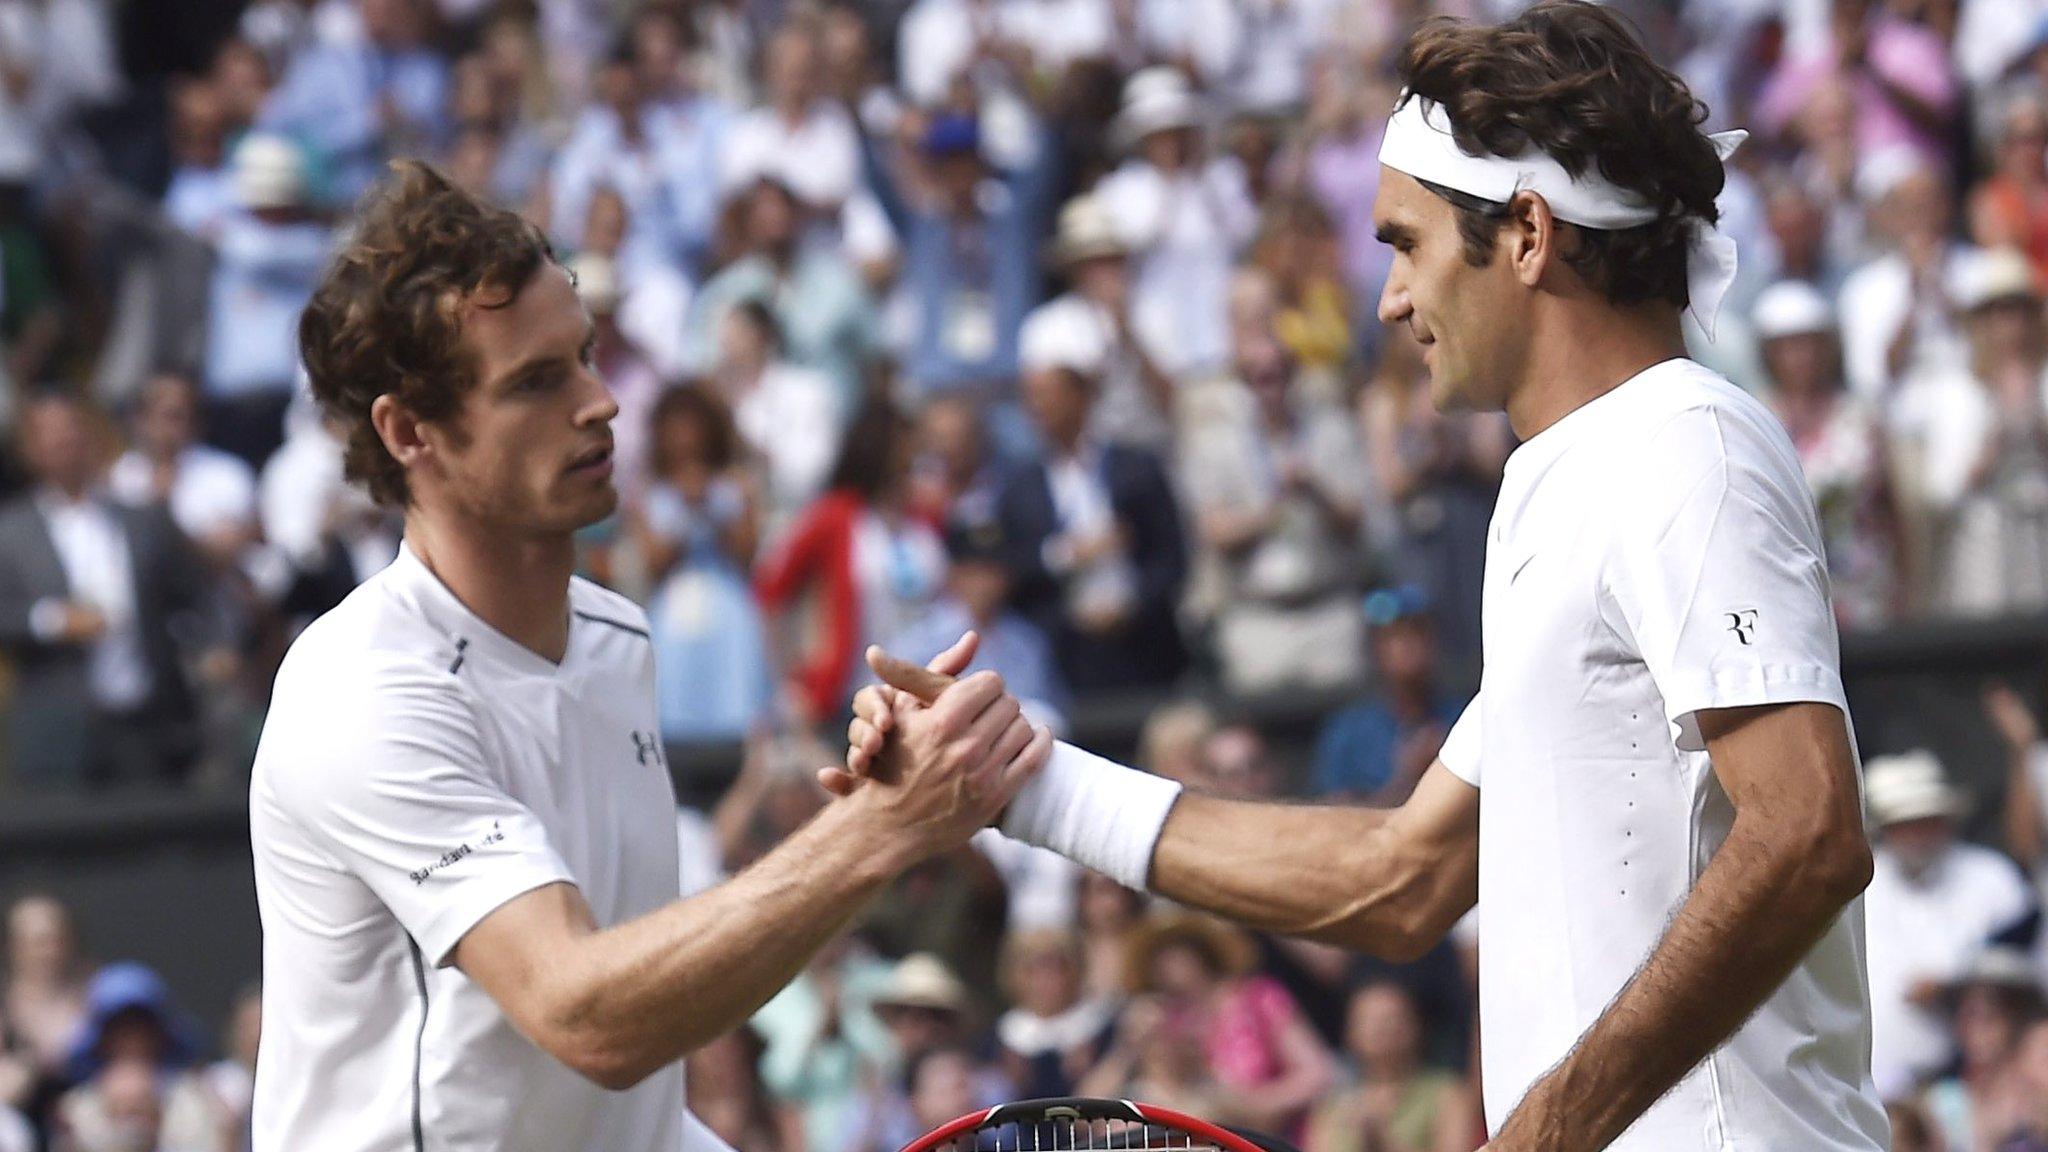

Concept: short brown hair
[[1398, 1, 1724, 309], [298, 160, 556, 506], [647, 382, 740, 476]]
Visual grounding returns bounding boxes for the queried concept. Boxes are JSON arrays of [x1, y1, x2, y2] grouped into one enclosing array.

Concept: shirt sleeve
[[1438, 696, 1481, 787], [273, 657, 576, 966], [1604, 406, 1848, 753]]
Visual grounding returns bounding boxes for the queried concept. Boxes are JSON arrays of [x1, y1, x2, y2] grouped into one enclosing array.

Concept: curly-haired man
[[848, 4, 1890, 1149], [246, 162, 1052, 1152]]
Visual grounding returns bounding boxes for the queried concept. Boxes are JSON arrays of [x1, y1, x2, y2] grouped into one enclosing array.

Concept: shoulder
[[1949, 841, 2030, 889], [569, 577, 653, 644], [1614, 365, 1805, 506]]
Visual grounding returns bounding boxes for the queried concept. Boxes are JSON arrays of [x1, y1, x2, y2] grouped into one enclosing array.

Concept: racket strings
[[943, 1117, 1225, 1152]]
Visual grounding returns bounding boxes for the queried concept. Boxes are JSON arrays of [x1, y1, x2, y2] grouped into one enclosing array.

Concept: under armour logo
[[1726, 610, 1759, 645], [631, 731, 665, 768]]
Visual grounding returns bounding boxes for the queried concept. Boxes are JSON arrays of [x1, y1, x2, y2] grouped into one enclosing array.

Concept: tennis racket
[[899, 1096, 1301, 1152]]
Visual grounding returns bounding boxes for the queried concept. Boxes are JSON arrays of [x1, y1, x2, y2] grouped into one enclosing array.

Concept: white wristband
[[1000, 741, 1182, 891]]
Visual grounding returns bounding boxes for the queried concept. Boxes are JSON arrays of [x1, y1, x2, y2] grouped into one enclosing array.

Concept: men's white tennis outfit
[[249, 543, 729, 1152]]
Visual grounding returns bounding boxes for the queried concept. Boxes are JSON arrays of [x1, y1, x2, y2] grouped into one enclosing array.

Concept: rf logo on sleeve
[[1726, 610, 1759, 646]]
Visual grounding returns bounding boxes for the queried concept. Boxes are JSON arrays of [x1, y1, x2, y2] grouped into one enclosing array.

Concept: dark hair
[[298, 160, 557, 506], [825, 401, 910, 501], [648, 382, 739, 475], [1398, 0, 1724, 309], [728, 297, 786, 356]]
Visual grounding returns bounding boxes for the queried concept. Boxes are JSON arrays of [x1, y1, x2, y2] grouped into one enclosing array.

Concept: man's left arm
[[1488, 699, 1872, 1151]]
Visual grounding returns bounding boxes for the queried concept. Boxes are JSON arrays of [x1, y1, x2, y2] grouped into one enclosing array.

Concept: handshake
[[820, 631, 1054, 869], [824, 631, 1184, 892]]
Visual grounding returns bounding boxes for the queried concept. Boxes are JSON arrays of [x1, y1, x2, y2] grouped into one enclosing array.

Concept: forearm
[[2007, 743, 2045, 867], [1500, 813, 1868, 1149], [1149, 792, 1468, 959], [547, 798, 903, 1086]]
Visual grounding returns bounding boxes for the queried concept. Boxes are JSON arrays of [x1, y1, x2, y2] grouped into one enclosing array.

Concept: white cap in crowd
[[872, 953, 969, 1015], [1112, 67, 1206, 151], [1948, 247, 2039, 313], [231, 133, 309, 210], [1050, 194, 1127, 268], [1864, 749, 1969, 827], [1019, 297, 1111, 378], [568, 252, 621, 316], [1751, 281, 1836, 341]]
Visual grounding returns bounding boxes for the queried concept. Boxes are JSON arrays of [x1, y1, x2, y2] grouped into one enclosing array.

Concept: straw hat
[[568, 252, 621, 315], [1049, 194, 1127, 267], [1864, 750, 1969, 827], [873, 953, 969, 1015], [1949, 247, 2039, 313], [1112, 67, 1206, 152], [1123, 912, 1257, 995]]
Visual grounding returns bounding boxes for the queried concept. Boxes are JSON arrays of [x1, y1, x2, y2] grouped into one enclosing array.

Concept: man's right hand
[[834, 650, 1052, 869], [60, 602, 107, 644]]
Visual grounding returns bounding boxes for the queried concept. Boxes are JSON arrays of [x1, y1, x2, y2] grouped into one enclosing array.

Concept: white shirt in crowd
[[1837, 246, 1975, 409], [720, 101, 864, 210], [249, 543, 730, 1152], [109, 445, 258, 544], [731, 362, 843, 523], [1864, 840, 2033, 1094], [896, 0, 1049, 109], [32, 489, 149, 711], [1096, 158, 1257, 378], [1436, 360, 1888, 1151], [0, 1105, 29, 1152]]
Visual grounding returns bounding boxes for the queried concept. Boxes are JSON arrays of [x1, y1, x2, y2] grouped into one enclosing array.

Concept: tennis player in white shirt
[[247, 161, 1052, 1152], [844, 4, 1889, 1150]]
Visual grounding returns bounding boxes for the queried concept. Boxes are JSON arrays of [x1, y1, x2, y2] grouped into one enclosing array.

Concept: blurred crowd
[[5, 0, 2048, 1147]]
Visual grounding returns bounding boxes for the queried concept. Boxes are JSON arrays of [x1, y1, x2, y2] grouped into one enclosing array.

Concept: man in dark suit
[[996, 305, 1188, 693], [0, 389, 210, 788]]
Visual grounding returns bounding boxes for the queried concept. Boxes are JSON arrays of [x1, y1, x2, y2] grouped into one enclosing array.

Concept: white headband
[[1378, 93, 1748, 339]]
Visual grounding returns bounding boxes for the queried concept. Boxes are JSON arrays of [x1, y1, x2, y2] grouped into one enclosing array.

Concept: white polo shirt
[[1437, 359, 1888, 1151], [250, 544, 728, 1152]]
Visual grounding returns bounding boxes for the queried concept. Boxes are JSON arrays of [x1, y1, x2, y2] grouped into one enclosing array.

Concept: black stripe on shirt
[[407, 936, 429, 1152], [573, 610, 650, 640]]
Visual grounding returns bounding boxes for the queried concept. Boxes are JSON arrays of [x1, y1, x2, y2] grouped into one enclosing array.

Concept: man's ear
[[1505, 190, 1560, 289], [370, 393, 430, 471]]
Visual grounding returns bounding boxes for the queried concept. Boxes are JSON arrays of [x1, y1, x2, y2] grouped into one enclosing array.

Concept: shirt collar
[[388, 540, 569, 678]]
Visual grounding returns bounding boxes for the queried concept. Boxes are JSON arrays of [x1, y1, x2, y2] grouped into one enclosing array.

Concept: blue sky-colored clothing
[[884, 598, 1067, 727], [872, 137, 1057, 393], [204, 215, 332, 398], [551, 96, 732, 279], [259, 43, 449, 203], [1312, 692, 1468, 798], [684, 252, 878, 403]]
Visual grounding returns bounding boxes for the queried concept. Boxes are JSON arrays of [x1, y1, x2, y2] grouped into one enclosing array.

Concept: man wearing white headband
[[841, 4, 1887, 1150]]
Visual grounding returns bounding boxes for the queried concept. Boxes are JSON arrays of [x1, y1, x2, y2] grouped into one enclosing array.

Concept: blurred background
[[3, 0, 2048, 1149]]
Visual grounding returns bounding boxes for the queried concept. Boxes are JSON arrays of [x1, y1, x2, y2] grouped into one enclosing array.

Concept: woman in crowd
[[995, 929, 1119, 1099], [756, 401, 946, 724], [3, 896, 91, 1116], [1075, 873, 1152, 1004], [1926, 952, 2046, 1152], [1306, 980, 1477, 1152], [631, 384, 774, 744]]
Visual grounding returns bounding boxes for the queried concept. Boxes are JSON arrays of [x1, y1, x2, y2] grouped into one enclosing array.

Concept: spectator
[[255, 390, 399, 633], [0, 1104, 24, 1152], [874, 112, 1054, 408], [108, 374, 259, 573], [750, 938, 895, 1152], [756, 402, 945, 724], [3, 895, 91, 1091], [0, 186, 61, 404], [1105, 913, 1331, 1136], [1077, 993, 1226, 1120], [861, 848, 1012, 1017], [440, 16, 555, 212], [201, 134, 332, 469], [573, 185, 694, 382], [631, 384, 772, 746], [1247, 196, 1352, 375], [1136, 699, 1215, 786], [1989, 682, 2048, 882], [685, 1029, 783, 1152], [1988, 1011, 2048, 1152], [1895, 248, 2048, 616], [255, 0, 449, 203], [1097, 67, 1258, 378], [1972, 91, 2048, 284], [1358, 330, 1508, 675], [565, 253, 662, 512], [711, 298, 845, 530], [1001, 302, 1188, 693], [720, 18, 865, 215], [0, 390, 208, 788], [710, 730, 832, 873], [1760, 178, 1851, 298], [203, 983, 260, 1152], [687, 174, 880, 405], [901, 1047, 984, 1145], [1838, 160, 1971, 408], [1752, 281, 1901, 627], [161, 79, 236, 244], [883, 516, 1066, 728], [1179, 287, 1368, 693], [1756, 0, 1958, 171], [1076, 873, 1149, 1003], [50, 964, 224, 1152], [1199, 724, 1285, 801], [994, 929, 1117, 1099], [907, 394, 1002, 530], [1029, 194, 1179, 451], [1924, 949, 2046, 1152], [1305, 980, 1477, 1152], [1865, 750, 2036, 1094], [862, 954, 1012, 1151], [1313, 586, 1466, 805], [1287, 65, 1394, 317]]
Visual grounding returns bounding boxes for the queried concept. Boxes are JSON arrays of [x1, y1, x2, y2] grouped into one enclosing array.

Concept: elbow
[[563, 1046, 654, 1093], [1786, 815, 1875, 913], [537, 985, 662, 1092]]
